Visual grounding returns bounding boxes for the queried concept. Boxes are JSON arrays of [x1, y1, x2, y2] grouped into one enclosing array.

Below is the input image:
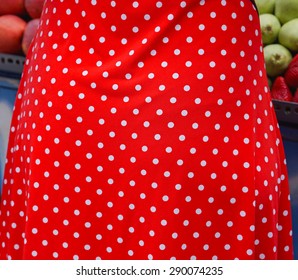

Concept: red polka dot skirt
[[0, 0, 294, 260]]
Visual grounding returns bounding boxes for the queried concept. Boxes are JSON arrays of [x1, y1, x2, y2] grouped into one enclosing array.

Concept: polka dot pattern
[[0, 0, 293, 260]]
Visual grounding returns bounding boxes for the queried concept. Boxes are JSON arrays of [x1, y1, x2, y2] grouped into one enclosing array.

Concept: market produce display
[[0, 0, 43, 55], [257, 0, 298, 103]]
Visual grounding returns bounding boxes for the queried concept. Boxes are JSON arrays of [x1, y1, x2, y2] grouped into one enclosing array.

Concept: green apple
[[263, 44, 292, 77], [275, 0, 298, 24], [260, 14, 281, 45], [255, 0, 275, 14], [278, 19, 298, 52]]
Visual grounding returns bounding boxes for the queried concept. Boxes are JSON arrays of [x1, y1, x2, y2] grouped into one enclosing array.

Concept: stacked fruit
[[257, 0, 298, 103], [0, 0, 44, 56]]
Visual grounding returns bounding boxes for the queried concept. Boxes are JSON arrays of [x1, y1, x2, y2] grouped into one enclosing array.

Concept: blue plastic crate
[[0, 78, 19, 190], [278, 124, 298, 260], [0, 53, 24, 193], [273, 100, 298, 259]]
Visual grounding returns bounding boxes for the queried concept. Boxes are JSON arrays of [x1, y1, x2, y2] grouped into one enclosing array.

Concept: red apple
[[22, 18, 40, 55], [0, 0, 26, 16], [24, 0, 44, 19], [0, 15, 26, 54]]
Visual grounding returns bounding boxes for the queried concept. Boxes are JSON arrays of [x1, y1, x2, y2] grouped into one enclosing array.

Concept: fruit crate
[[273, 99, 298, 141], [0, 52, 25, 78], [0, 53, 24, 194], [272, 98, 298, 260]]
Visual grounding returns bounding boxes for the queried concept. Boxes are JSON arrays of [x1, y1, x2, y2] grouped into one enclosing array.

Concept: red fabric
[[0, 0, 293, 260]]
